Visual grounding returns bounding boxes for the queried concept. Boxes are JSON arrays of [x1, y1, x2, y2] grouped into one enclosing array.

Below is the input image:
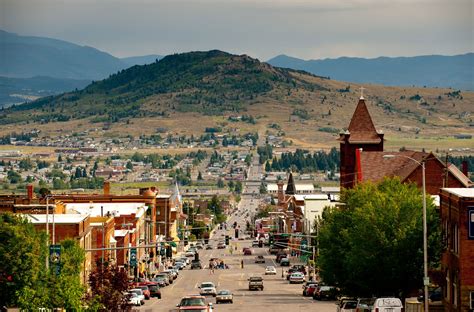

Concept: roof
[[304, 194, 330, 200], [65, 202, 148, 218], [285, 172, 296, 195], [320, 186, 340, 193], [441, 188, 474, 198], [359, 150, 428, 183], [267, 184, 315, 191], [360, 151, 472, 188], [24, 213, 89, 224], [343, 98, 381, 144]]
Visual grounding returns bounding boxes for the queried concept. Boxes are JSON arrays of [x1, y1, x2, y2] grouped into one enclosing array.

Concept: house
[[439, 188, 474, 312]]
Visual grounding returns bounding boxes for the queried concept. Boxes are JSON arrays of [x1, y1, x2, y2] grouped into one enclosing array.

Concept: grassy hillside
[[0, 50, 472, 152]]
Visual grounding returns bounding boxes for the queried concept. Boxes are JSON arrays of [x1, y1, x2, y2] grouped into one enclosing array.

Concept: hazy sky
[[1, 0, 472, 60]]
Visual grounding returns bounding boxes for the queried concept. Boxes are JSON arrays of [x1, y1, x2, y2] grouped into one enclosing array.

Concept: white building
[[267, 183, 315, 194]]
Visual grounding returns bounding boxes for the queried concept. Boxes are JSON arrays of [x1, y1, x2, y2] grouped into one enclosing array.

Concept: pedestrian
[[241, 259, 244, 269]]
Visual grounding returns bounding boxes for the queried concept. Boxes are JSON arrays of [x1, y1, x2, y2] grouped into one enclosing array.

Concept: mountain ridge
[[267, 53, 474, 91]]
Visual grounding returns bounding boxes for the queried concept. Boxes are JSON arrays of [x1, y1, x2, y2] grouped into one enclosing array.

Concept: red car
[[303, 284, 318, 297], [243, 248, 252, 255], [139, 282, 161, 299], [136, 285, 151, 300]]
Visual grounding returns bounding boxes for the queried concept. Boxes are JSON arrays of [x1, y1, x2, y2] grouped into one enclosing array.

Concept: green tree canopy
[[317, 178, 441, 297]]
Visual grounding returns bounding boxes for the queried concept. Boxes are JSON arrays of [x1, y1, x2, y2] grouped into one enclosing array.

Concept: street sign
[[130, 248, 137, 267], [49, 244, 61, 276]]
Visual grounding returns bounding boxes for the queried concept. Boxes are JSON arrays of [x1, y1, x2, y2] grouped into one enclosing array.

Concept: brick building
[[439, 188, 474, 312], [339, 97, 471, 193], [25, 214, 92, 285]]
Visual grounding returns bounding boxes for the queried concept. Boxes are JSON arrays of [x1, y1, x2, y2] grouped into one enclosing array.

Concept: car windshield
[[250, 277, 262, 281], [201, 283, 214, 288], [344, 301, 358, 308], [266, 266, 275, 270], [130, 289, 142, 295], [320, 286, 333, 290], [180, 298, 206, 306], [148, 285, 159, 291], [129, 293, 138, 298], [138, 286, 148, 290], [218, 290, 231, 295]]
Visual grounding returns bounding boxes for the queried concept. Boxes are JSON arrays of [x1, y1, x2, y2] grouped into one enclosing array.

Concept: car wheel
[[158, 295, 161, 299]]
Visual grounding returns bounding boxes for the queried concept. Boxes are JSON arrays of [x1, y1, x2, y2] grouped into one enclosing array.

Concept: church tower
[[339, 95, 384, 189]]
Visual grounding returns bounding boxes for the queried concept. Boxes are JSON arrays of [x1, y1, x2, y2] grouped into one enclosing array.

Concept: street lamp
[[383, 154, 428, 312]]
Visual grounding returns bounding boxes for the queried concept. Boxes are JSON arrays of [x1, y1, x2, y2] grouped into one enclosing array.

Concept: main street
[[137, 229, 336, 312]]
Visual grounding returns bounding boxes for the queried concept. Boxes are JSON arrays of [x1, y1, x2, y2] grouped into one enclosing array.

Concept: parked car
[[185, 250, 195, 257], [355, 297, 376, 312], [265, 266, 277, 275], [289, 272, 305, 284], [136, 285, 151, 300], [176, 295, 213, 312], [252, 240, 260, 247], [138, 282, 161, 299], [199, 281, 217, 297], [153, 273, 170, 286], [243, 248, 252, 255], [205, 245, 213, 250], [129, 288, 145, 303], [276, 252, 288, 263], [302, 282, 319, 296], [255, 255, 265, 263], [372, 297, 403, 312], [313, 286, 337, 300], [127, 292, 144, 306], [248, 276, 264, 291], [280, 257, 290, 266], [337, 297, 357, 312], [216, 290, 233, 304]]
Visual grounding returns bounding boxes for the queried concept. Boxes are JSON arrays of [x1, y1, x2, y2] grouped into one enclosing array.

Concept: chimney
[[462, 160, 469, 177], [27, 184, 34, 200], [103, 181, 110, 195]]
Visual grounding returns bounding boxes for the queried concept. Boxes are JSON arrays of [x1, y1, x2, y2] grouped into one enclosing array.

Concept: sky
[[1, 0, 473, 61]]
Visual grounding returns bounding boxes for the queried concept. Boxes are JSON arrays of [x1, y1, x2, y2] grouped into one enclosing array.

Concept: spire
[[346, 97, 381, 143], [359, 86, 365, 100], [171, 181, 182, 203], [285, 172, 296, 195]]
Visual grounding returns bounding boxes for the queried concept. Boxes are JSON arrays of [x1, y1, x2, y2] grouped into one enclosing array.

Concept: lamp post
[[384, 154, 428, 312]]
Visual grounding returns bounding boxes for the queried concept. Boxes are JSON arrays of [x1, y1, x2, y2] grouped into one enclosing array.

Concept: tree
[[126, 161, 133, 170], [265, 161, 271, 172], [197, 171, 203, 180], [234, 181, 243, 194], [217, 178, 225, 188], [87, 259, 130, 311], [259, 182, 267, 194], [0, 215, 85, 310], [317, 178, 441, 297]]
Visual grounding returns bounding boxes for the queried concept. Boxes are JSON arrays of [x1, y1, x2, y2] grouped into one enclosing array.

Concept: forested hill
[[2, 50, 327, 124]]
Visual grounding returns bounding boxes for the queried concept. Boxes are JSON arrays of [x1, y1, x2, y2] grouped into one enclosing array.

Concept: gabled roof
[[345, 98, 381, 144], [359, 150, 472, 188]]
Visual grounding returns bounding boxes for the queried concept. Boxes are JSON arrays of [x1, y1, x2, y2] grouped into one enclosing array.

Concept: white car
[[127, 292, 144, 306], [289, 272, 305, 284], [199, 281, 217, 297], [129, 289, 145, 302], [265, 266, 277, 275], [372, 297, 403, 312]]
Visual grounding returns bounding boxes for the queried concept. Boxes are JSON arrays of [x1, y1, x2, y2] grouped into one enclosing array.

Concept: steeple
[[346, 97, 381, 144], [285, 172, 296, 195]]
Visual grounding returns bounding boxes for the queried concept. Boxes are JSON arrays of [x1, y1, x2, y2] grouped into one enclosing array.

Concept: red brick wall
[[406, 159, 464, 195], [340, 138, 383, 189]]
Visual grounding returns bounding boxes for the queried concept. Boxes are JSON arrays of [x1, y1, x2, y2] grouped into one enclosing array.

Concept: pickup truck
[[248, 276, 264, 291]]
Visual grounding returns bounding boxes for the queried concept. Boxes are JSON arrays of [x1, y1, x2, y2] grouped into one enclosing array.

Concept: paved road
[[137, 232, 336, 312]]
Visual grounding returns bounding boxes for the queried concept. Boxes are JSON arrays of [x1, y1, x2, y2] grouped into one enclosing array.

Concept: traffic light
[[225, 235, 230, 245]]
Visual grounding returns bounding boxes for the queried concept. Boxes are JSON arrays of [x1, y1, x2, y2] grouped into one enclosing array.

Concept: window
[[453, 223, 459, 254], [453, 273, 458, 306], [470, 291, 474, 309], [445, 269, 450, 301]]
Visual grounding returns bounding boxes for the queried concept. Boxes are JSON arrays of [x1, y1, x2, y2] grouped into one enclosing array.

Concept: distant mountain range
[[0, 30, 163, 106], [267, 53, 474, 91]]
